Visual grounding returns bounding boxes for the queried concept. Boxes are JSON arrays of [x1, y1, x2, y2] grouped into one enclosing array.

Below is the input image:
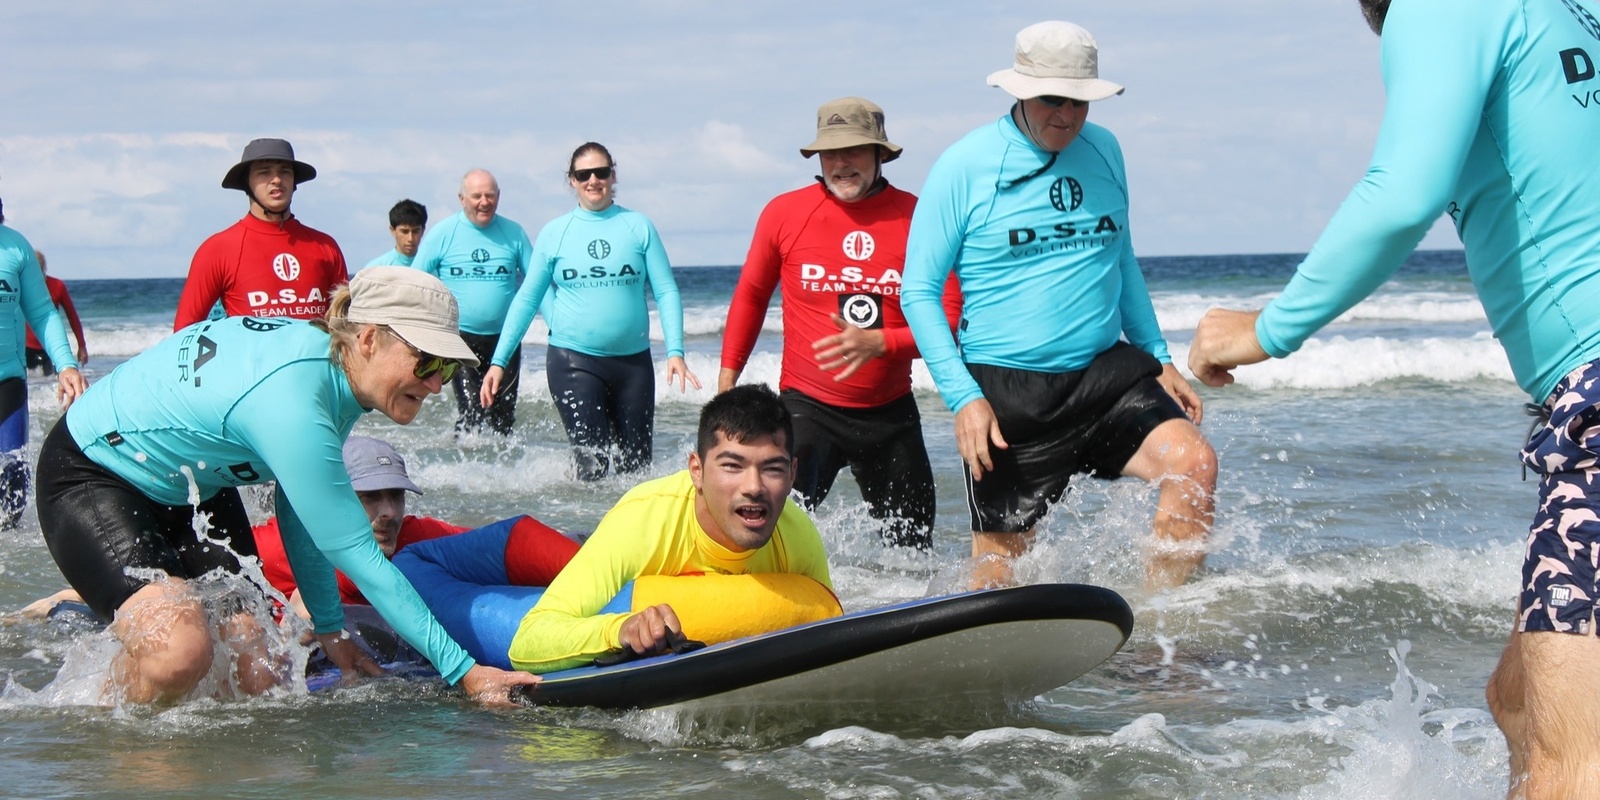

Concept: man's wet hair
[[1359, 0, 1390, 34], [697, 384, 794, 457], [388, 199, 427, 229]]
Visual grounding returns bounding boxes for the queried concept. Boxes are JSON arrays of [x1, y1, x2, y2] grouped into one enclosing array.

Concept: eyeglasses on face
[[1035, 95, 1089, 109], [570, 166, 614, 182]]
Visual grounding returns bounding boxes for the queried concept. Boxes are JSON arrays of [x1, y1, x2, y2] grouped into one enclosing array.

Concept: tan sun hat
[[799, 97, 903, 162], [344, 266, 480, 366], [987, 21, 1125, 102]]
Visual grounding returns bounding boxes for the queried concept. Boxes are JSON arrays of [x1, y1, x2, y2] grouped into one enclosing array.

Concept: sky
[[1, 0, 1460, 280]]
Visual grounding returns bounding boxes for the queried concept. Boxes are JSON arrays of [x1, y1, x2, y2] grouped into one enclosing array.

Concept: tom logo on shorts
[[1549, 584, 1574, 608], [842, 231, 875, 262], [839, 293, 883, 329], [272, 253, 301, 282]]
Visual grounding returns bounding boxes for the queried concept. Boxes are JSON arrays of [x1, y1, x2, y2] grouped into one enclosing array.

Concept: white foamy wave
[[511, 306, 777, 346], [83, 324, 171, 358], [1170, 334, 1515, 389], [504, 352, 738, 407], [1154, 291, 1487, 333]]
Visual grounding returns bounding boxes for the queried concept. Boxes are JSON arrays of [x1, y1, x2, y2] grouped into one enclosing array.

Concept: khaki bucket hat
[[800, 97, 903, 162], [987, 21, 1125, 102]]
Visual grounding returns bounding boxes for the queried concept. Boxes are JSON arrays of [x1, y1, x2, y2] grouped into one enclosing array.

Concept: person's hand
[[1157, 362, 1204, 424], [665, 356, 701, 393], [618, 603, 682, 656], [955, 399, 1007, 481], [458, 663, 540, 708], [56, 367, 87, 409], [716, 367, 740, 394], [316, 630, 386, 682], [478, 366, 505, 409], [813, 314, 887, 381], [76, 346, 89, 366], [19, 588, 83, 619], [1188, 308, 1270, 387]]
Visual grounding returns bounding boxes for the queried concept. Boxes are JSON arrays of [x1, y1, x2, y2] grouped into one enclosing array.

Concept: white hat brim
[[986, 69, 1125, 102]]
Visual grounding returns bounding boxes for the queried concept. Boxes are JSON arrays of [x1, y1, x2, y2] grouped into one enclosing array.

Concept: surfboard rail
[[518, 583, 1133, 710]]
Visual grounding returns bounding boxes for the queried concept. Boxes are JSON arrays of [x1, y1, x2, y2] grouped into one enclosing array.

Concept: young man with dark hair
[[174, 138, 349, 329], [366, 199, 428, 268]]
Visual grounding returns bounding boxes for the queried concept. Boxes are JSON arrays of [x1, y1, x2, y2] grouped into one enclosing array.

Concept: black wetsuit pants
[[34, 420, 256, 621], [781, 390, 936, 550], [452, 332, 520, 436], [545, 345, 655, 481]]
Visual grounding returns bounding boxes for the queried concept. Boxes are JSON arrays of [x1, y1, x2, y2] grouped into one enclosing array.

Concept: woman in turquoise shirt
[[480, 143, 699, 480], [35, 267, 537, 705]]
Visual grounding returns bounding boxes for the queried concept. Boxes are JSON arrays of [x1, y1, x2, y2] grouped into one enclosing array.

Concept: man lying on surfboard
[[396, 383, 838, 674]]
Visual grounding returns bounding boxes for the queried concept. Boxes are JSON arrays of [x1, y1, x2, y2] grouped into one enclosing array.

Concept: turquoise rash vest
[[491, 204, 686, 368], [901, 114, 1170, 414], [1257, 0, 1600, 403], [0, 225, 77, 380], [412, 210, 532, 336], [64, 318, 474, 683]]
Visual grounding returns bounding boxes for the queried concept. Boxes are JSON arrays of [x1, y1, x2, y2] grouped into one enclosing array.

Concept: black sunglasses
[[1035, 95, 1089, 109], [570, 166, 615, 182]]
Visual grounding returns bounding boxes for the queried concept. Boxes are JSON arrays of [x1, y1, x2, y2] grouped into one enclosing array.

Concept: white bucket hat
[[344, 266, 480, 366], [987, 21, 1125, 102]]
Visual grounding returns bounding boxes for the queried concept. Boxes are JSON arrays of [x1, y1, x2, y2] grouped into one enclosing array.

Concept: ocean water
[[0, 252, 1530, 798]]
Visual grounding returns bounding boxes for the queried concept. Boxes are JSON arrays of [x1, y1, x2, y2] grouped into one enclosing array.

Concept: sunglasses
[[569, 166, 614, 182], [1035, 95, 1089, 109], [394, 336, 461, 383]]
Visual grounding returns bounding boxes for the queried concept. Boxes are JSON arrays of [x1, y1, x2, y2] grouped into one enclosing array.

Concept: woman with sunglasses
[[480, 142, 699, 480], [34, 267, 538, 705]]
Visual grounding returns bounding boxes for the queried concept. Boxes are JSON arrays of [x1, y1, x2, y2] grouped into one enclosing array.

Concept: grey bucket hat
[[221, 138, 318, 190]]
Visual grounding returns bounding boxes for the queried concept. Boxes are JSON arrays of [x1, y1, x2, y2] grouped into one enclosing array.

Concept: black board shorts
[[964, 343, 1184, 533], [34, 419, 256, 622]]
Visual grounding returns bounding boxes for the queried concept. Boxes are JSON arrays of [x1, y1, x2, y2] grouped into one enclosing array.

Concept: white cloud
[[2, 0, 1455, 278]]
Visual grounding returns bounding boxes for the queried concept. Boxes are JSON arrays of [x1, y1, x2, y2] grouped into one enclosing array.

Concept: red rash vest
[[174, 214, 349, 330], [722, 182, 961, 408]]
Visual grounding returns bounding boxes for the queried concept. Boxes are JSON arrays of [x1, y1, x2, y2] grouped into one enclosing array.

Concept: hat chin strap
[[246, 185, 292, 226], [1011, 101, 1056, 153]]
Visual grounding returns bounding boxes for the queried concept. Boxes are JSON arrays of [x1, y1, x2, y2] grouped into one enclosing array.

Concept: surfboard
[[44, 583, 1133, 711], [517, 583, 1133, 711]]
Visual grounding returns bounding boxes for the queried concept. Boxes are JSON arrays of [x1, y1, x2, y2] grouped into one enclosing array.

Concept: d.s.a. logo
[[471, 248, 491, 263], [1050, 177, 1084, 212], [842, 231, 875, 261], [587, 239, 612, 259], [1560, 0, 1600, 42], [272, 253, 300, 281]]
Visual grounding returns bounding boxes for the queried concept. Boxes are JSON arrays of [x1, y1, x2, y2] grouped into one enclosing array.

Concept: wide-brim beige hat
[[800, 97, 903, 162], [344, 267, 480, 366], [987, 21, 1125, 102]]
